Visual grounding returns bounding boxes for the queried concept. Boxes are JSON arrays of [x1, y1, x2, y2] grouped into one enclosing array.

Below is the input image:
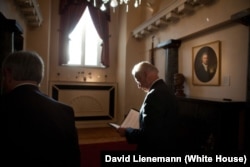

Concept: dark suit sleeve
[[125, 83, 178, 151], [125, 91, 168, 140]]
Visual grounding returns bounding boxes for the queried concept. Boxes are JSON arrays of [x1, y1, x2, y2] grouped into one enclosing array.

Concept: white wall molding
[[14, 0, 43, 27], [132, 0, 214, 39]]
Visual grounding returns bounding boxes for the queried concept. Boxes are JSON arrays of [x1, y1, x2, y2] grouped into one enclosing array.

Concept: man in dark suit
[[1, 51, 80, 167], [117, 61, 178, 151]]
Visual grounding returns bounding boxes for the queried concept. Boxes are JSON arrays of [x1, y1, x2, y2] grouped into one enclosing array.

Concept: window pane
[[85, 27, 102, 66], [84, 8, 102, 66], [68, 13, 84, 65]]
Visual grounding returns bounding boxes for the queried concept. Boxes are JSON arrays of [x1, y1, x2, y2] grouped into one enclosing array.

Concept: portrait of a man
[[194, 46, 217, 82]]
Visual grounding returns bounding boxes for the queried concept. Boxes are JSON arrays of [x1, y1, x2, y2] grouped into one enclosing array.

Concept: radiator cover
[[50, 82, 117, 128]]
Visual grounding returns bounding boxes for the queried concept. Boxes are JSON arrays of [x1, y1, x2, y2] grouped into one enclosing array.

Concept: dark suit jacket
[[195, 64, 215, 82], [125, 79, 179, 152], [1, 85, 80, 167]]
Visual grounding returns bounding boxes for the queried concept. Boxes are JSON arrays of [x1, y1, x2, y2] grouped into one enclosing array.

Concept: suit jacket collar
[[150, 79, 163, 90], [14, 83, 38, 89], [11, 84, 39, 93]]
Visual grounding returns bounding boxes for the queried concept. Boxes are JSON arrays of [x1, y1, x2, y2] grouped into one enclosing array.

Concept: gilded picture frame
[[192, 40, 221, 86]]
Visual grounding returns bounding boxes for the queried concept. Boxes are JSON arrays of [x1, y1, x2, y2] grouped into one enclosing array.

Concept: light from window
[[67, 7, 103, 67]]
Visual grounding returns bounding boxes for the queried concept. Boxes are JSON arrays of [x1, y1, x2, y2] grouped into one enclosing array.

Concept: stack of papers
[[109, 108, 139, 129]]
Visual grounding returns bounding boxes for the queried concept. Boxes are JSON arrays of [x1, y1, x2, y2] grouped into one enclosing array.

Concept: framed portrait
[[192, 40, 221, 86]]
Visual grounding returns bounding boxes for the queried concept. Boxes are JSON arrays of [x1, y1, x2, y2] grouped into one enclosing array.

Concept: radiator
[[49, 82, 117, 128]]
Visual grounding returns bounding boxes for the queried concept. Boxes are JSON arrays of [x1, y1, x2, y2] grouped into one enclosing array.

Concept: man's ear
[[3, 68, 12, 83], [2, 68, 15, 93]]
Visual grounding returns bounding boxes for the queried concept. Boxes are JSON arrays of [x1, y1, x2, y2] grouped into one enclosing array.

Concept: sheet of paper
[[108, 123, 120, 129], [109, 108, 139, 129], [120, 108, 139, 129]]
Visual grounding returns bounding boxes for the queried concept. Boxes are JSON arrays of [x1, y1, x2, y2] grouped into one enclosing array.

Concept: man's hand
[[117, 127, 126, 137]]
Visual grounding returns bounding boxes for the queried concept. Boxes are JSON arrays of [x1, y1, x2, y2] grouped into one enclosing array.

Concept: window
[[59, 1, 109, 67], [67, 7, 104, 67]]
